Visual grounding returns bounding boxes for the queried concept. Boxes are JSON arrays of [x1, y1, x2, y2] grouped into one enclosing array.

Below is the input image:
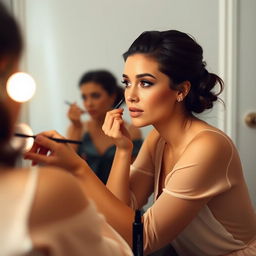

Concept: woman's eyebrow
[[122, 73, 156, 79], [136, 73, 156, 79]]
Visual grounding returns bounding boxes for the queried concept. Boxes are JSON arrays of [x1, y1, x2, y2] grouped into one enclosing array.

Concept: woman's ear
[[176, 81, 191, 102]]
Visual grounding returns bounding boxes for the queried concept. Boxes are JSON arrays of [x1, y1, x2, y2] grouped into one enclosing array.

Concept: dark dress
[[77, 132, 143, 184]]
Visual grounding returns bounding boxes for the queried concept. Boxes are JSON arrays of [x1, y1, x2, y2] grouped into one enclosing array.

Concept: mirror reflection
[[22, 0, 221, 137]]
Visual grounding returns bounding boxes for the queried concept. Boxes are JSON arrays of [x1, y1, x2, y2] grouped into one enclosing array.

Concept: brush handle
[[14, 133, 82, 145], [65, 100, 87, 114], [113, 98, 125, 109]]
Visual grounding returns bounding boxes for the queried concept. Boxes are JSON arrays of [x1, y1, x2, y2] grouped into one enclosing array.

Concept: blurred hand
[[24, 130, 86, 176], [67, 103, 84, 125], [102, 109, 133, 151]]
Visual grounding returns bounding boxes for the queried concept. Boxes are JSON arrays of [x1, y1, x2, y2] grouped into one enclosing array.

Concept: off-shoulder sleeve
[[163, 161, 231, 199], [31, 200, 132, 256], [163, 132, 233, 200], [141, 131, 235, 253]]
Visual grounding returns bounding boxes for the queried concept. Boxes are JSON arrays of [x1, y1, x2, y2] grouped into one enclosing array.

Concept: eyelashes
[[140, 80, 154, 87], [121, 80, 130, 88], [121, 79, 154, 88]]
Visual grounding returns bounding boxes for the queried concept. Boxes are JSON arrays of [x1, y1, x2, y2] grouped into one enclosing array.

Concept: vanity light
[[11, 123, 34, 152], [6, 72, 36, 102]]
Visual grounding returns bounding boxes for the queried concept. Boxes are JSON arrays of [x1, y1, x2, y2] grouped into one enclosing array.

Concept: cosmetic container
[[132, 209, 143, 256]]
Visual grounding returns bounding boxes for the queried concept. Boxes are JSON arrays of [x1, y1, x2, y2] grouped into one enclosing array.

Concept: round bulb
[[11, 123, 34, 153], [6, 72, 36, 102]]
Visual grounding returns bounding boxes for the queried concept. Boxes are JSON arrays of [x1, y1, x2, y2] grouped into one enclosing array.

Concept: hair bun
[[186, 68, 223, 113]]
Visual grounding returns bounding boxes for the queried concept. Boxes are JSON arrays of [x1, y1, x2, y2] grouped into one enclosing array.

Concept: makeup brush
[[14, 133, 82, 145], [113, 98, 125, 109], [65, 100, 87, 114]]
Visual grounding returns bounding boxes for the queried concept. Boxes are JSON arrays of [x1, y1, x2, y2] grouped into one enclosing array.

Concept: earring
[[177, 96, 183, 102]]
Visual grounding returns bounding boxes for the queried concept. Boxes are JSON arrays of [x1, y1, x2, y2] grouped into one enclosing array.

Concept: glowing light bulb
[[6, 72, 36, 102], [11, 123, 34, 152]]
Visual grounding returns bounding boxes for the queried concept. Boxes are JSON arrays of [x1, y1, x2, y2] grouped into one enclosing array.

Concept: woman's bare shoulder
[[29, 166, 88, 230]]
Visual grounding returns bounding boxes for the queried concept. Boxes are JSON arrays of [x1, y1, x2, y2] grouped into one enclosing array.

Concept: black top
[[78, 132, 143, 184]]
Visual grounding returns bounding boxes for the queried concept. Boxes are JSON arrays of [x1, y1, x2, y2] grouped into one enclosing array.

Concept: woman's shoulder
[[0, 166, 87, 224], [191, 126, 233, 147], [183, 126, 234, 164], [185, 119, 232, 147], [29, 166, 88, 230]]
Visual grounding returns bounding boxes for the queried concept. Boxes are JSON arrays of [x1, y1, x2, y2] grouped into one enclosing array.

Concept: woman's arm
[[106, 148, 133, 205], [106, 120, 143, 205], [24, 132, 135, 245], [24, 128, 233, 254], [24, 135, 209, 254], [66, 123, 83, 150], [102, 109, 135, 205], [66, 103, 84, 151]]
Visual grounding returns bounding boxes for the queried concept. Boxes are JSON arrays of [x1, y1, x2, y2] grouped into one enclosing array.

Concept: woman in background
[[25, 30, 256, 255], [67, 70, 142, 184], [0, 3, 132, 255]]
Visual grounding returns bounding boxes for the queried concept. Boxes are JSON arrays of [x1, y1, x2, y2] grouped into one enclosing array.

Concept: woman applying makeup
[[0, 3, 133, 255], [25, 30, 256, 255], [66, 70, 142, 184]]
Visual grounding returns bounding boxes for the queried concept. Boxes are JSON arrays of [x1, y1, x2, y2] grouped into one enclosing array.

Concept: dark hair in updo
[[0, 2, 23, 166], [79, 70, 124, 107], [123, 30, 223, 114]]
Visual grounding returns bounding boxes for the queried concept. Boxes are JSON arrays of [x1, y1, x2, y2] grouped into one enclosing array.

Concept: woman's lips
[[88, 110, 97, 115], [129, 107, 143, 118]]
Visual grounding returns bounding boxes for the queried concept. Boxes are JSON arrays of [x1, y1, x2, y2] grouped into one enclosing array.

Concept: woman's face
[[123, 54, 178, 127], [80, 82, 115, 120]]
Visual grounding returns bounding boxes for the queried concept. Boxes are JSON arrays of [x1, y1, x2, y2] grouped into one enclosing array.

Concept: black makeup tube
[[132, 209, 143, 256]]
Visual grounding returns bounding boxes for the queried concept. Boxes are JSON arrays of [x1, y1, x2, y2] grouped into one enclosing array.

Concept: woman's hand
[[102, 109, 133, 151], [24, 130, 86, 177], [67, 103, 84, 126]]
